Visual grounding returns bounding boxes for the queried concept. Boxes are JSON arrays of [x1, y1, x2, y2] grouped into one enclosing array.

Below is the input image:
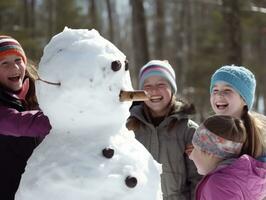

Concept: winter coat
[[126, 102, 201, 200], [0, 89, 51, 200], [196, 154, 266, 200]]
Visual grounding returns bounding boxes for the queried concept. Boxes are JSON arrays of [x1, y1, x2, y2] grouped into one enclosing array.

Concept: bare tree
[[30, 0, 36, 38], [222, 0, 242, 65], [106, 0, 114, 42], [23, 0, 29, 28], [172, 0, 190, 92], [88, 0, 101, 31], [249, 1, 266, 114], [154, 0, 165, 59], [21, 0, 36, 36], [46, 0, 55, 38], [130, 0, 149, 71]]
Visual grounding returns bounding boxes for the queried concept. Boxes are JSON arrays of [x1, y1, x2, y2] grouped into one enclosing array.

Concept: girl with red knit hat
[[0, 35, 51, 200]]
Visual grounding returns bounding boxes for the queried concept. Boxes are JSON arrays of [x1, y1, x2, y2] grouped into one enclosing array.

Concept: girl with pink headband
[[190, 115, 266, 200]]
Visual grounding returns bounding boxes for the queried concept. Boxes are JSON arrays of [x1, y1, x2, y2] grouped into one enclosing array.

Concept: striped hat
[[139, 60, 177, 93], [0, 35, 27, 63]]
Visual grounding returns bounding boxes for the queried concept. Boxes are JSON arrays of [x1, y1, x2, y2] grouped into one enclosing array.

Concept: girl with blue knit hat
[[209, 65, 266, 158], [126, 60, 201, 200], [0, 35, 51, 199]]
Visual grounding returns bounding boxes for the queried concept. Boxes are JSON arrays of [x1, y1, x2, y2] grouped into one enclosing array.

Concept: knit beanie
[[210, 65, 256, 110], [0, 35, 27, 64], [139, 60, 177, 94]]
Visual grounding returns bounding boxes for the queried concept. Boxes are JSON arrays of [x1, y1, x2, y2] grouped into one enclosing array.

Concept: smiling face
[[0, 54, 26, 92], [210, 82, 246, 118], [143, 76, 172, 117]]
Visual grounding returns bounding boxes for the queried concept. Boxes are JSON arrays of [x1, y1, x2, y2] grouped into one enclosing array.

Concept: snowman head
[[36, 28, 133, 132]]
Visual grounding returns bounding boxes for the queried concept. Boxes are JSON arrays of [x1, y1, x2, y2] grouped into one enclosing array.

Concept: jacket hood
[[215, 155, 266, 199]]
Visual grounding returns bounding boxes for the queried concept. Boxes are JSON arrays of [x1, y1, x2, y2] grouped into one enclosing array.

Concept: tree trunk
[[154, 0, 164, 59], [47, 0, 54, 38], [30, 0, 36, 38], [173, 0, 190, 92], [106, 0, 114, 42], [253, 5, 266, 114], [130, 0, 149, 73], [222, 0, 242, 65], [88, 0, 101, 31], [0, 14, 2, 30], [23, 0, 29, 28]]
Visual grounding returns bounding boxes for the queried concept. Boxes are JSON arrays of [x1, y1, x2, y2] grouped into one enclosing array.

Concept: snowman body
[[15, 28, 162, 200]]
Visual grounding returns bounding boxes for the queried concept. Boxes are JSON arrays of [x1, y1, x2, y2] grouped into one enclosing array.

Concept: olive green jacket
[[127, 102, 201, 200]]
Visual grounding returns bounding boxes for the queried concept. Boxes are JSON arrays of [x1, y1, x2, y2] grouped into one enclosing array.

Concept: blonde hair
[[241, 106, 265, 158]]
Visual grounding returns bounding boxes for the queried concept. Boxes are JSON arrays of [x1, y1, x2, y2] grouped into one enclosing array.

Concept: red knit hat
[[0, 35, 27, 64]]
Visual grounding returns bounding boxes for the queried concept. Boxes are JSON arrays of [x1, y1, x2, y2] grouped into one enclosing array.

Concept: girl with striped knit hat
[[0, 35, 51, 200], [126, 60, 201, 200]]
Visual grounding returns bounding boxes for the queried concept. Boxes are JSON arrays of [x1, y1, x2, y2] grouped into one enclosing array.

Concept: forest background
[[1, 0, 266, 123]]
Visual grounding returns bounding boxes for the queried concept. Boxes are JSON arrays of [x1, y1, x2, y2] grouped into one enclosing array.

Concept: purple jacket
[[196, 155, 266, 200], [0, 89, 52, 199], [0, 105, 51, 137]]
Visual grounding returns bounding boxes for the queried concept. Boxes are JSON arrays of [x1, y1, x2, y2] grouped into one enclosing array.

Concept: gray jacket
[[127, 102, 201, 200]]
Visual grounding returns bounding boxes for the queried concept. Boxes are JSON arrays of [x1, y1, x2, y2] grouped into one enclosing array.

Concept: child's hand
[[17, 78, 29, 100]]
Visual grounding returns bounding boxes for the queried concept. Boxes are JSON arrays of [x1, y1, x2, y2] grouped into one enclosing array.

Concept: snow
[[15, 27, 162, 200]]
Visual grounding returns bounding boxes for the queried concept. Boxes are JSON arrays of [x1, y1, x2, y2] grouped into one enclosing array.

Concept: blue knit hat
[[210, 65, 256, 110], [139, 60, 177, 94]]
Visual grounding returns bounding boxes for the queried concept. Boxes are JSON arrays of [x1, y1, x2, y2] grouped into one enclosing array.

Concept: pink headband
[[192, 125, 243, 159]]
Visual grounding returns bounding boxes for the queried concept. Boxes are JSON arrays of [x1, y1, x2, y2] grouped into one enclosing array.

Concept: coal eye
[[125, 60, 129, 71], [111, 60, 121, 71]]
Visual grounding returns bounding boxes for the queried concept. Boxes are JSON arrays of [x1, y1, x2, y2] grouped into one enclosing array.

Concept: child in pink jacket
[[190, 115, 266, 200], [0, 35, 51, 200]]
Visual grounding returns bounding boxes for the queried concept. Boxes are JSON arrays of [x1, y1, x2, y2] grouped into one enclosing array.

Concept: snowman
[[15, 28, 162, 200]]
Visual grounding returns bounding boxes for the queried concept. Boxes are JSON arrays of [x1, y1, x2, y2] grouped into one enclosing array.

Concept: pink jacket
[[196, 155, 266, 200]]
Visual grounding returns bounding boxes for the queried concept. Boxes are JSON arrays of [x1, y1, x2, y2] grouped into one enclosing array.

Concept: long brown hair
[[24, 60, 39, 110], [203, 115, 246, 144], [241, 106, 264, 158]]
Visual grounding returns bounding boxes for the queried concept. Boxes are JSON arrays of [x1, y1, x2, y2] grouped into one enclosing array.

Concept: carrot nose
[[119, 90, 150, 102]]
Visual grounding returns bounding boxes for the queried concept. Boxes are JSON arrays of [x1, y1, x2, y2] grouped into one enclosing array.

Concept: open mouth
[[215, 102, 228, 110], [8, 75, 20, 82], [150, 95, 163, 102]]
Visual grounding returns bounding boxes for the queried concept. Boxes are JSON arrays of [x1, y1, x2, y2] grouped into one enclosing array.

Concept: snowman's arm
[[0, 105, 51, 137]]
